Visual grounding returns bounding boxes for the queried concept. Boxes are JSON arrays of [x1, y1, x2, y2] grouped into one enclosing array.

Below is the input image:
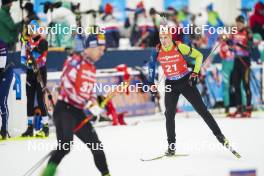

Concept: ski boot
[[21, 125, 34, 137], [118, 112, 127, 125], [36, 124, 49, 138], [216, 134, 241, 158], [165, 143, 176, 156], [224, 107, 230, 115], [216, 134, 230, 147], [227, 106, 243, 118], [41, 162, 57, 176], [112, 114, 119, 126], [0, 130, 10, 140], [242, 106, 252, 118], [102, 173, 111, 176]]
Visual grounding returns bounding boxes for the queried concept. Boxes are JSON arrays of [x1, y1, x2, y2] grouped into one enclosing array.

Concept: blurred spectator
[[205, 3, 224, 48], [20, 2, 39, 44], [130, 1, 155, 48], [166, 6, 201, 46], [100, 3, 120, 48], [23, 2, 39, 24], [166, 7, 184, 42], [179, 7, 194, 45], [218, 34, 235, 114], [149, 8, 160, 47], [249, 2, 264, 39], [0, 0, 22, 50], [228, 15, 253, 117], [46, 1, 76, 48], [177, 6, 190, 27], [189, 12, 203, 48], [70, 2, 86, 52], [253, 33, 264, 61]]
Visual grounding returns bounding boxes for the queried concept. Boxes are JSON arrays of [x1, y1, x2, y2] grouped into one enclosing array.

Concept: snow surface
[[1, 113, 264, 176]]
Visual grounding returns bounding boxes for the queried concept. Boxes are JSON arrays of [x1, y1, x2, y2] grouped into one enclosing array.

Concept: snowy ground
[[1, 112, 264, 176]]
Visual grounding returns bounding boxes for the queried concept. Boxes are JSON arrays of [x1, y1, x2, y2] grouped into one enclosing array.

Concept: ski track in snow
[[1, 113, 264, 176]]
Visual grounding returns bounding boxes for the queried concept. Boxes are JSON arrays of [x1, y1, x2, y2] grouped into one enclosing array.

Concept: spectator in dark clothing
[[249, 2, 264, 39], [149, 8, 160, 47], [101, 3, 120, 48], [21, 2, 40, 43], [23, 2, 39, 24], [166, 7, 184, 42]]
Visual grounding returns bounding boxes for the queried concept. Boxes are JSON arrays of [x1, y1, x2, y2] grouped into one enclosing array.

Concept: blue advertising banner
[[96, 75, 155, 116]]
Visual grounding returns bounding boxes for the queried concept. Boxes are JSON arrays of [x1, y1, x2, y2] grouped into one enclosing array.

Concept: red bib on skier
[[157, 42, 188, 79], [75, 60, 96, 99]]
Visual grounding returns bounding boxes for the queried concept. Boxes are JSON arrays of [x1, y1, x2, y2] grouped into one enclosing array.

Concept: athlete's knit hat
[[85, 33, 106, 48]]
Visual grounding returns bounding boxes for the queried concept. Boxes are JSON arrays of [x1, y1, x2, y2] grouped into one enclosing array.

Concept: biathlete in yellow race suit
[[148, 30, 230, 155]]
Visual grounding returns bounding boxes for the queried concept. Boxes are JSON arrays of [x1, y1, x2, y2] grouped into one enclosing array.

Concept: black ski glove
[[188, 72, 199, 87]]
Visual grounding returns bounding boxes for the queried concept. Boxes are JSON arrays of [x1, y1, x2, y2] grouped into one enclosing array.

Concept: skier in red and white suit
[[41, 33, 111, 176]]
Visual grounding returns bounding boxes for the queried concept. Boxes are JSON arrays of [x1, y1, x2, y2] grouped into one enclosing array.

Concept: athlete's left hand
[[85, 101, 104, 116], [89, 104, 104, 116], [188, 72, 199, 87]]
